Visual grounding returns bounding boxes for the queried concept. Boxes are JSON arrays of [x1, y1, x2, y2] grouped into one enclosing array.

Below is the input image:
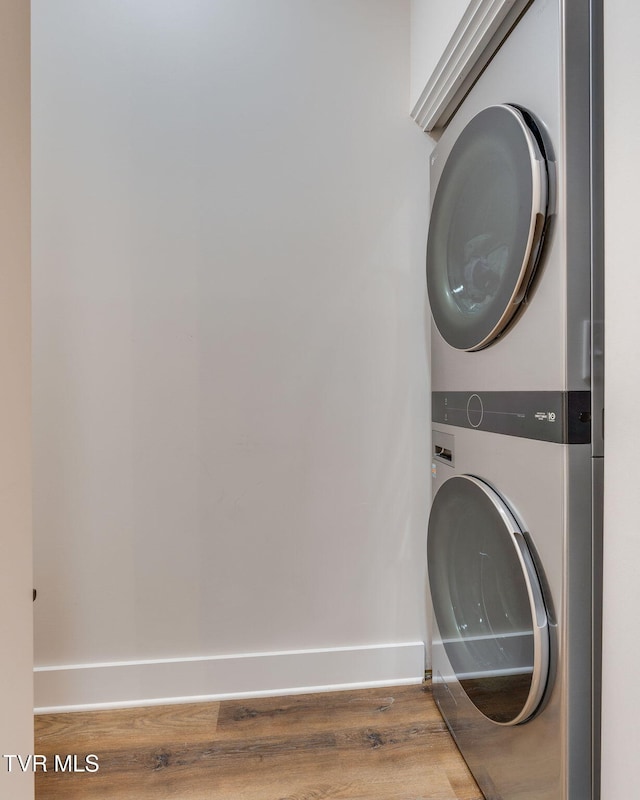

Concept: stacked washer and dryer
[[425, 2, 603, 800]]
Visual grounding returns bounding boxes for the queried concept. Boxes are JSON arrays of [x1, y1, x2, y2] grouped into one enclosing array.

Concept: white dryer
[[426, 0, 602, 425]]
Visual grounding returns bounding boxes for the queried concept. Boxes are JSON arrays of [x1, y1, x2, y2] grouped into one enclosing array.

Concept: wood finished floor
[[34, 683, 483, 800]]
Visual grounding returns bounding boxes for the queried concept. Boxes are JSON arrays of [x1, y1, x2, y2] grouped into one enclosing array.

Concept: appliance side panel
[[565, 443, 594, 800], [562, 0, 596, 394], [589, 0, 605, 457]]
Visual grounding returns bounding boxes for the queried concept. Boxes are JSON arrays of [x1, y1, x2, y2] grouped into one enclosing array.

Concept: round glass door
[[427, 475, 550, 725], [426, 105, 549, 351]]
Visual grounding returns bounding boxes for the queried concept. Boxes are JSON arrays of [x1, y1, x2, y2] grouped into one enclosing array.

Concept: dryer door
[[426, 105, 549, 351], [427, 475, 550, 725]]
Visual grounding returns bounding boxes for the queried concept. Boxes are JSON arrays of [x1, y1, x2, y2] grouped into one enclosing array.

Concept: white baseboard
[[34, 641, 425, 713]]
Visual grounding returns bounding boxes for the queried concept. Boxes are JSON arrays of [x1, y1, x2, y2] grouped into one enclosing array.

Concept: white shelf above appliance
[[411, 0, 533, 133]]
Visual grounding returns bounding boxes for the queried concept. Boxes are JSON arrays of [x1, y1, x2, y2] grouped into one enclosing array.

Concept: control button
[[467, 393, 484, 428]]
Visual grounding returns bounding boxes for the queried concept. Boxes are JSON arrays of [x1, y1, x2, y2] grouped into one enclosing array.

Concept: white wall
[[600, 3, 640, 797], [32, 0, 431, 709], [0, 0, 33, 796]]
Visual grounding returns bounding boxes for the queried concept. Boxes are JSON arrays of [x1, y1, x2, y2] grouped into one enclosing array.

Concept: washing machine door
[[427, 475, 550, 725], [426, 104, 549, 351]]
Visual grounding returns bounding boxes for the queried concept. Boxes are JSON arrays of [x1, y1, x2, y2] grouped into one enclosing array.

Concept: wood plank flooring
[[34, 683, 483, 800]]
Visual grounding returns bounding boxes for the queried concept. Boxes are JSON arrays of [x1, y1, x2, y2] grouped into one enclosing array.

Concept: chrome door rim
[[428, 474, 550, 726]]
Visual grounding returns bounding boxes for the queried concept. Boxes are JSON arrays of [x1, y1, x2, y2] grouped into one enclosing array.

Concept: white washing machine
[[425, 1, 603, 798], [428, 427, 593, 800]]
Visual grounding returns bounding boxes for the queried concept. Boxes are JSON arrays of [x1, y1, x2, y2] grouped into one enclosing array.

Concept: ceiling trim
[[411, 0, 532, 133]]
